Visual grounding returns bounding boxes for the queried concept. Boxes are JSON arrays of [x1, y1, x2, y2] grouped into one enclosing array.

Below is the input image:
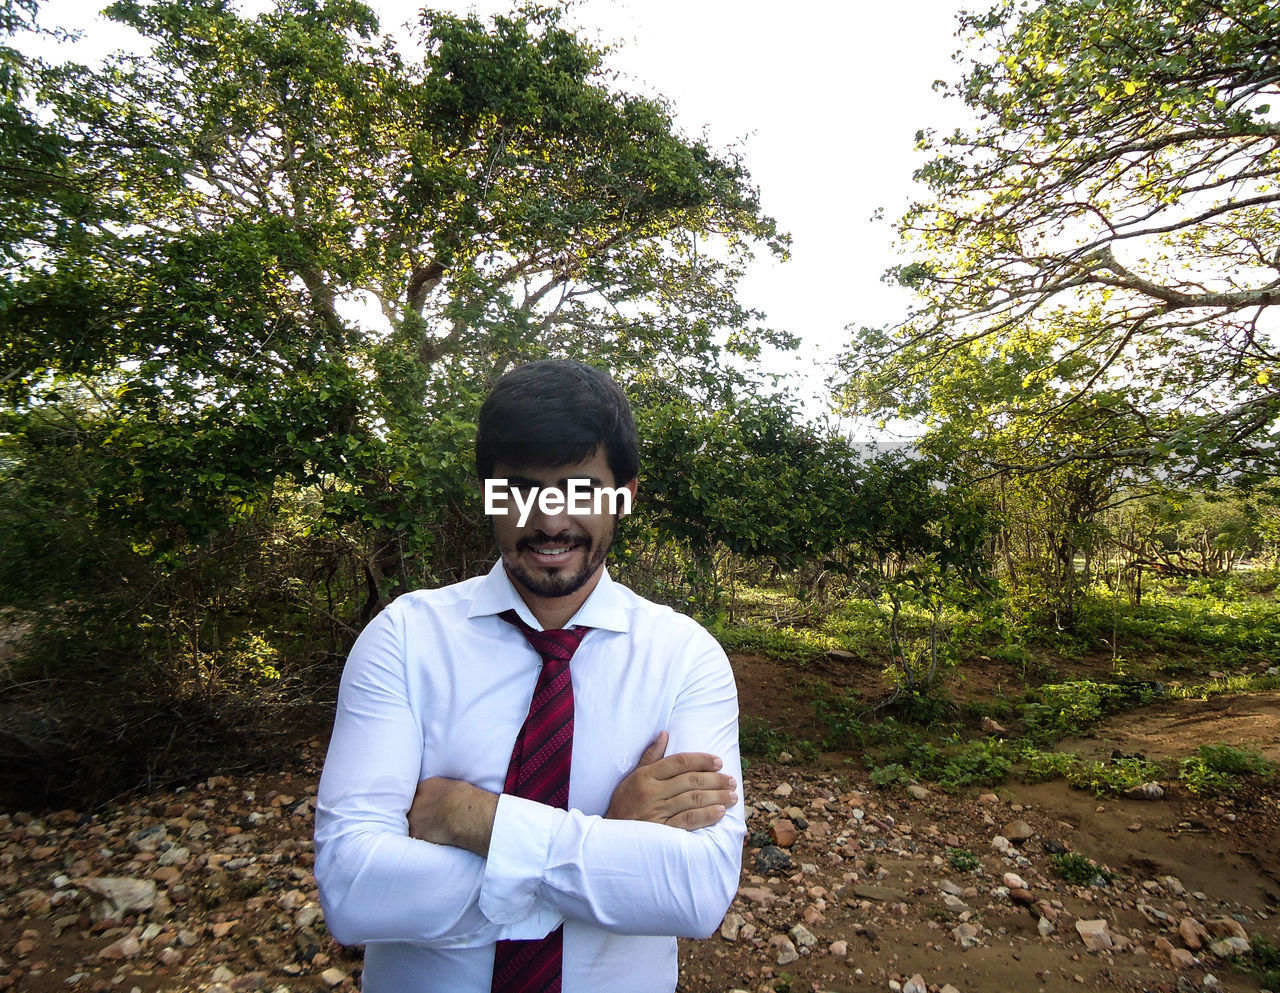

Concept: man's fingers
[[645, 750, 723, 780], [667, 803, 729, 832], [636, 731, 669, 768]]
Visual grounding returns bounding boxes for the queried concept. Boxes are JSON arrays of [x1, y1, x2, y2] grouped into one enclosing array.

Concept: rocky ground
[[2, 690, 1279, 992]]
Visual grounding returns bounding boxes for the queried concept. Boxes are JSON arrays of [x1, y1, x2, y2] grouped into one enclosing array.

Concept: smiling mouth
[[521, 538, 586, 563]]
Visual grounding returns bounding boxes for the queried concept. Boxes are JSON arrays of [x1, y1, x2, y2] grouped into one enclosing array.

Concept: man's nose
[[527, 487, 573, 532]]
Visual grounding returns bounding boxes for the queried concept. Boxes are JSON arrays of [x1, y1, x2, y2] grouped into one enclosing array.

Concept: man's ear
[[619, 478, 638, 519]]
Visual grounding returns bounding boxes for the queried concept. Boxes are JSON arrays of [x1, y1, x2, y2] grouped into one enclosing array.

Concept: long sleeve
[[313, 606, 562, 947], [479, 634, 745, 938]]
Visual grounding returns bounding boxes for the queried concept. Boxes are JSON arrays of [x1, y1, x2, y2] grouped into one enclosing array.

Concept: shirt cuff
[[479, 793, 566, 926]]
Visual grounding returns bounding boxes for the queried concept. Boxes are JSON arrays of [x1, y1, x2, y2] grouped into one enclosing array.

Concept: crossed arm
[[410, 730, 738, 855]]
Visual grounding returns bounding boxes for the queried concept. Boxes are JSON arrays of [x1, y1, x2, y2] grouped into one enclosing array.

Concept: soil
[[1, 652, 1278, 993]]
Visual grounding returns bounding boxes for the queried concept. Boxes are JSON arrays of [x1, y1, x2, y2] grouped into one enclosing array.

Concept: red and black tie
[[491, 609, 589, 993]]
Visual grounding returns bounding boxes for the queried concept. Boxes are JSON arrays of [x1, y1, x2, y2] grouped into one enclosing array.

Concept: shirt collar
[[467, 560, 630, 633]]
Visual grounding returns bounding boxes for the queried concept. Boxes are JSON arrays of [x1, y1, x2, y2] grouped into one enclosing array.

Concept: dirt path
[[2, 670, 1278, 993]]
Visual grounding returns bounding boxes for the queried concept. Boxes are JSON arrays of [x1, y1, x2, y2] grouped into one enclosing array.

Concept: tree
[[1, 0, 791, 583], [839, 0, 1280, 483]]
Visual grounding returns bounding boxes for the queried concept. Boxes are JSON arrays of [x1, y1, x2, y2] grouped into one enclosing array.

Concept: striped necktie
[[491, 609, 589, 993]]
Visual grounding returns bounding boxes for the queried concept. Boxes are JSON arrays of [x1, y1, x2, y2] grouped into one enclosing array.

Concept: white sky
[[23, 0, 974, 425]]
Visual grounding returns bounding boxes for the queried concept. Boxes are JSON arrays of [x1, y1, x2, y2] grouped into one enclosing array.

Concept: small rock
[[906, 784, 929, 800], [1208, 937, 1251, 957], [719, 913, 743, 941], [777, 751, 794, 764], [848, 883, 908, 902], [768, 934, 799, 966], [1125, 782, 1164, 800], [755, 846, 794, 874], [1003, 872, 1028, 889], [1038, 915, 1056, 937], [773, 783, 793, 798], [1003, 819, 1034, 842], [982, 716, 1008, 734], [1205, 917, 1248, 941], [79, 877, 157, 921], [769, 819, 797, 848], [829, 939, 848, 957], [903, 975, 927, 993], [789, 923, 817, 948], [1009, 887, 1035, 906], [1076, 918, 1113, 952], [991, 835, 1012, 854], [98, 936, 142, 960], [1180, 917, 1210, 950], [953, 922, 981, 949], [737, 886, 774, 907], [319, 968, 347, 988], [1170, 947, 1196, 969]]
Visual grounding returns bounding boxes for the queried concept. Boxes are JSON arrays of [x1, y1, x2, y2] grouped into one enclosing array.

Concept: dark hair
[[475, 360, 639, 485]]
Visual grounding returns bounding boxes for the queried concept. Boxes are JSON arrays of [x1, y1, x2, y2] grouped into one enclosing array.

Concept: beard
[[500, 517, 619, 600]]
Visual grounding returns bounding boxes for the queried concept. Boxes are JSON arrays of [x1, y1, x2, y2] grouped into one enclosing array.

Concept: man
[[314, 360, 745, 992]]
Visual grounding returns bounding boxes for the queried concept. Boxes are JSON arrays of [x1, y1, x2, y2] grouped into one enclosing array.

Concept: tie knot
[[499, 609, 589, 664]]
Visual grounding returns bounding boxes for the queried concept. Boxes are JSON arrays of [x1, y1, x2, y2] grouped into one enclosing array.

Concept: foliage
[[1247, 934, 1280, 990], [839, 0, 1280, 486], [946, 847, 980, 872], [1051, 851, 1105, 887], [3, 0, 790, 587], [1021, 680, 1161, 742], [1180, 742, 1276, 794]]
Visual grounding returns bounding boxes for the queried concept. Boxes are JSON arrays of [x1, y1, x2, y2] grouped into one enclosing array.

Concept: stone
[[1038, 915, 1056, 937], [982, 716, 1008, 734], [319, 968, 347, 987], [848, 883, 908, 902], [737, 886, 775, 907], [828, 940, 847, 957], [1208, 937, 1251, 957], [1002, 871, 1028, 889], [903, 975, 927, 993], [990, 835, 1012, 854], [157, 846, 190, 867], [1009, 888, 1035, 906], [769, 819, 798, 848], [79, 877, 158, 921], [789, 923, 818, 948], [768, 934, 799, 965], [719, 913, 743, 941], [952, 923, 981, 949], [906, 784, 929, 800], [942, 893, 968, 912], [1125, 782, 1164, 800], [773, 783, 793, 798], [755, 846, 794, 874], [1205, 917, 1248, 941], [158, 947, 182, 967], [1075, 918, 1113, 952], [1003, 819, 1034, 842], [1180, 917, 1210, 950], [98, 935, 141, 960], [1169, 947, 1196, 969]]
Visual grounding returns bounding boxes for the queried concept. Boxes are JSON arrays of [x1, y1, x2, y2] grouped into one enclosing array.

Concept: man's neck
[[510, 566, 605, 630]]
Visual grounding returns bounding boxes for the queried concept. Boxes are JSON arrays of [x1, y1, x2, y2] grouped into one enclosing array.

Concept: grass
[[728, 571, 1280, 794]]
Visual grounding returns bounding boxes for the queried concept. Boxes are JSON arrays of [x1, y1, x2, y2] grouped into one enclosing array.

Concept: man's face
[[487, 447, 635, 601]]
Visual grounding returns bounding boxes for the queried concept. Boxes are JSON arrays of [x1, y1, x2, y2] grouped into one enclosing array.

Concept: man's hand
[[605, 731, 737, 831], [408, 777, 499, 857]]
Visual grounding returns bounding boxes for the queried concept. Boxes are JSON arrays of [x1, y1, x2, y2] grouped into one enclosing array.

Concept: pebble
[[319, 967, 347, 987], [768, 934, 798, 965], [719, 913, 743, 941], [1075, 918, 1113, 952]]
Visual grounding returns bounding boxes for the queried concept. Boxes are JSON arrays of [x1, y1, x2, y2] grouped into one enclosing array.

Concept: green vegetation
[[1051, 852, 1107, 887], [946, 848, 980, 872]]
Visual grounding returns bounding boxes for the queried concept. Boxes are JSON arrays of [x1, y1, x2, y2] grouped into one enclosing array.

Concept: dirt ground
[[1, 652, 1278, 993]]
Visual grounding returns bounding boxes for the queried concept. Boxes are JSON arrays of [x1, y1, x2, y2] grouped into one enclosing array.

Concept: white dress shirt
[[314, 562, 745, 993]]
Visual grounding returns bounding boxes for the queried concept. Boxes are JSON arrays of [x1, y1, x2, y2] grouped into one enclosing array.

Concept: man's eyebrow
[[499, 474, 607, 488]]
